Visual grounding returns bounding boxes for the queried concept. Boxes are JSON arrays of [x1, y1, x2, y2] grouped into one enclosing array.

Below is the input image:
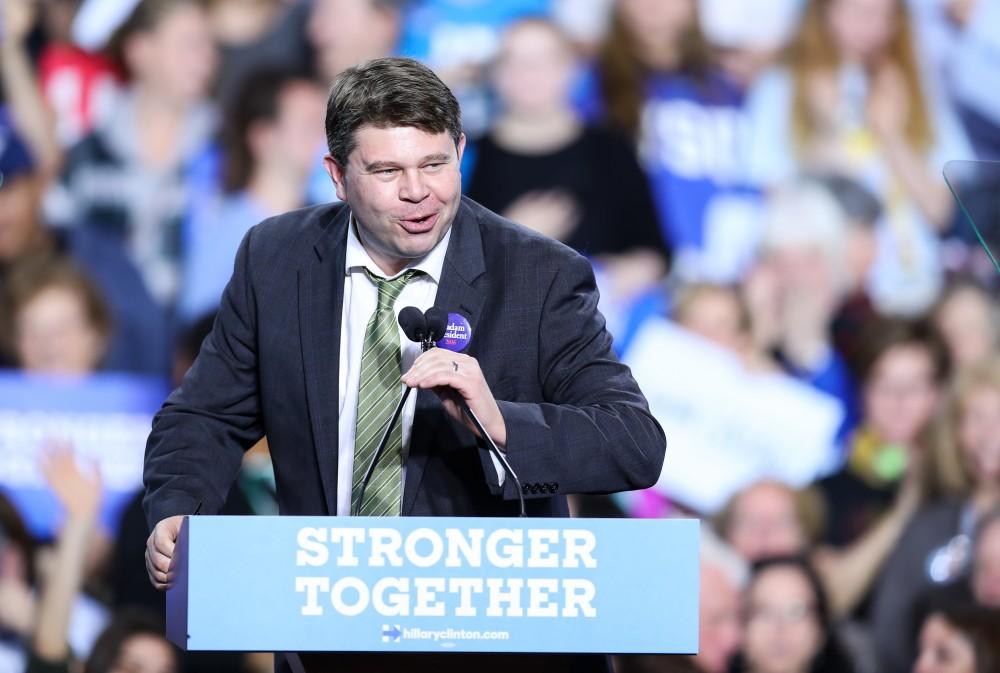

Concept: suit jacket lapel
[[298, 205, 350, 516], [403, 199, 486, 515]]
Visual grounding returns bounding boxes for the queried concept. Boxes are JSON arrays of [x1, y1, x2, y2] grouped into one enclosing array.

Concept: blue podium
[[167, 516, 699, 655]]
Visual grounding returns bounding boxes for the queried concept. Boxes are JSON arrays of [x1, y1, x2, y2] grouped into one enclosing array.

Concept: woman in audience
[[818, 318, 948, 548], [1, 257, 112, 375], [469, 18, 669, 312], [44, 0, 218, 309], [81, 610, 178, 673], [718, 478, 924, 618], [744, 0, 973, 315], [871, 356, 1000, 669], [587, 0, 756, 283], [179, 67, 326, 322], [734, 555, 855, 673], [932, 281, 1000, 372], [913, 604, 1000, 673]]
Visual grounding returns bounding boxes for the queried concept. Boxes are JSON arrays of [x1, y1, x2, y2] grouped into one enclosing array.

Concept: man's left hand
[[402, 350, 507, 448]]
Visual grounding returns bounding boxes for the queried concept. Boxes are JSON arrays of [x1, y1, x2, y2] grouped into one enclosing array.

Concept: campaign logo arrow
[[381, 625, 402, 642]]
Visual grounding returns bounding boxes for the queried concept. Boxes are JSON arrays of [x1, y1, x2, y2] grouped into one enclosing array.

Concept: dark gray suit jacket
[[143, 197, 666, 670]]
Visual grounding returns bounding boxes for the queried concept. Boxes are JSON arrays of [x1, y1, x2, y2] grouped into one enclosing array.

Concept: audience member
[[718, 479, 922, 619], [44, 0, 218, 308], [468, 19, 668, 309], [734, 555, 855, 673], [971, 509, 1000, 608], [913, 604, 1000, 673], [871, 356, 1000, 669], [818, 318, 948, 548], [587, 0, 756, 283], [933, 281, 1000, 372], [673, 283, 754, 360], [26, 446, 105, 672], [748, 180, 861, 435], [909, 0, 1000, 159], [179, 68, 325, 321], [207, 0, 311, 109], [0, 258, 110, 375], [0, 0, 63, 176], [308, 0, 405, 84], [744, 0, 974, 314], [0, 117, 170, 377], [698, 0, 801, 89], [397, 0, 550, 134]]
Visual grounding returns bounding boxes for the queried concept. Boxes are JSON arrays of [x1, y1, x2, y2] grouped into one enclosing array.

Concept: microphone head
[[424, 307, 449, 342], [398, 306, 426, 343]]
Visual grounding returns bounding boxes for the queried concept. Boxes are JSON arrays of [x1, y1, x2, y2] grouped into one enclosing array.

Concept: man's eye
[[377, 169, 398, 176]]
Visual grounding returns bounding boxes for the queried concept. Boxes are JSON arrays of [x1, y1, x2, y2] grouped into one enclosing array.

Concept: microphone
[[423, 308, 526, 517], [424, 307, 448, 342], [355, 307, 527, 518], [398, 306, 427, 343]]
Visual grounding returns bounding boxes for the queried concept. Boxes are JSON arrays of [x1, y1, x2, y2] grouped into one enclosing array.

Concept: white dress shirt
[[336, 217, 502, 516]]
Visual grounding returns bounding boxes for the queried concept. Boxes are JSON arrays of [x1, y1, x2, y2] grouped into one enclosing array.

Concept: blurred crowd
[[1, 0, 999, 672]]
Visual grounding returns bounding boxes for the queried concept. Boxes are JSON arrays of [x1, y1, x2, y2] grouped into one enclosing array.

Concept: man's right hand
[[145, 515, 185, 590]]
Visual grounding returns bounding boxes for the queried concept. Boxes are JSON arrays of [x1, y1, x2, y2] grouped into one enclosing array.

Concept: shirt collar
[[345, 213, 451, 284]]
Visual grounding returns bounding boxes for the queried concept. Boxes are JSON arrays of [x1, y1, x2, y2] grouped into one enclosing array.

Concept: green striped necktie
[[351, 268, 420, 516]]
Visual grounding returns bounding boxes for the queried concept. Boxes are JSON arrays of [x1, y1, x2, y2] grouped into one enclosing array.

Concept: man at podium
[[142, 57, 666, 672]]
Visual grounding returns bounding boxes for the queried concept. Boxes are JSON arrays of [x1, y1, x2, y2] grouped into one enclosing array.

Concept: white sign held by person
[[624, 319, 843, 513]]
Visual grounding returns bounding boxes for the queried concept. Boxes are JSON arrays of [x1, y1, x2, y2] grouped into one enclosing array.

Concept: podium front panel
[[168, 516, 699, 654]]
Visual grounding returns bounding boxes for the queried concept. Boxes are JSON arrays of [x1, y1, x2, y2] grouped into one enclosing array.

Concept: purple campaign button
[[437, 313, 472, 352]]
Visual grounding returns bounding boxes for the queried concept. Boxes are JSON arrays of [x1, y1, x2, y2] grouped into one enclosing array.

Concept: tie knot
[[366, 268, 420, 310]]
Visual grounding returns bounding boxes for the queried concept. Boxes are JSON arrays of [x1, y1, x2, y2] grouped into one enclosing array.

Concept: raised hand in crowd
[[0, 0, 61, 177], [31, 442, 103, 666]]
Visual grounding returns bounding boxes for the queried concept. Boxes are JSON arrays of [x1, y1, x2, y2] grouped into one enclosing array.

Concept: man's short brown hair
[[324, 57, 462, 167]]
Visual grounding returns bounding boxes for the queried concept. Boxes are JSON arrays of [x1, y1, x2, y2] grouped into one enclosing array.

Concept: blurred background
[[1, 0, 999, 672]]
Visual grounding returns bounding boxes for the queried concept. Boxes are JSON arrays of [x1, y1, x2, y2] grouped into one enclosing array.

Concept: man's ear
[[323, 154, 349, 202], [456, 133, 467, 164]]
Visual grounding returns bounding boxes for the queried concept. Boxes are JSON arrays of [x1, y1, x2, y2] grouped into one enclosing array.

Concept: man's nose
[[398, 169, 430, 202]]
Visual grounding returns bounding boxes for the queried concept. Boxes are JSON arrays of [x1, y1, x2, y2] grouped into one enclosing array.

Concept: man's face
[[324, 125, 465, 276]]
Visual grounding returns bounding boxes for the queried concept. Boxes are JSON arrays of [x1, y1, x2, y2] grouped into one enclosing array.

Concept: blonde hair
[[929, 358, 1000, 499], [786, 0, 932, 152], [595, 4, 712, 139]]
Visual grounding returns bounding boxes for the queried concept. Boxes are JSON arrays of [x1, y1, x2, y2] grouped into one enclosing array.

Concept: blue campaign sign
[[0, 371, 169, 539], [169, 516, 699, 654]]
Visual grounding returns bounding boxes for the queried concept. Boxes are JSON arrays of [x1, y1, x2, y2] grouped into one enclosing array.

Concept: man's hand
[[402, 350, 507, 447], [145, 515, 185, 590]]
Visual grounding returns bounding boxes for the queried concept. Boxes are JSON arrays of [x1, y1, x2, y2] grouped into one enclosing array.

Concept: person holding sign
[[142, 57, 665, 672]]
